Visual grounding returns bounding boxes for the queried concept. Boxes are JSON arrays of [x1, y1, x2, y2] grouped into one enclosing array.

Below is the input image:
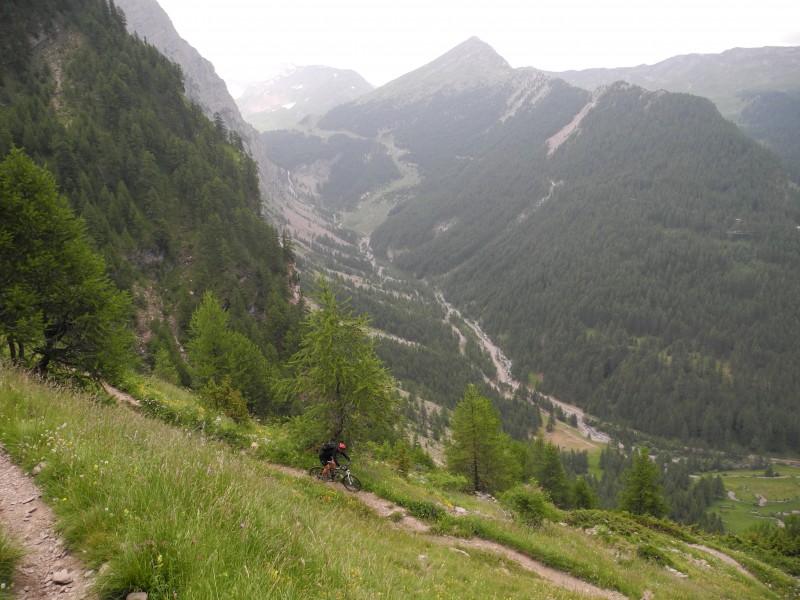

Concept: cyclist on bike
[[318, 441, 350, 480]]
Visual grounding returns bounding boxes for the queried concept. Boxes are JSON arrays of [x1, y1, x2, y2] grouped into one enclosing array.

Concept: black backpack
[[321, 442, 337, 453]]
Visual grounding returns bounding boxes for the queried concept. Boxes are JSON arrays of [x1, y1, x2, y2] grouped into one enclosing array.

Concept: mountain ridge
[[541, 45, 800, 181], [361, 36, 515, 104]]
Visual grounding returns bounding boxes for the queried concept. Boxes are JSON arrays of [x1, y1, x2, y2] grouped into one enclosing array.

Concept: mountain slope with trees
[[0, 0, 303, 397], [544, 46, 800, 182], [266, 39, 800, 453]]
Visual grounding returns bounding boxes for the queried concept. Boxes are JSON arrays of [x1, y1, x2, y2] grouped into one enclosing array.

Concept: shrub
[[411, 445, 436, 471], [406, 501, 445, 521], [636, 543, 674, 568], [426, 470, 471, 493], [499, 483, 558, 527], [201, 377, 249, 424]]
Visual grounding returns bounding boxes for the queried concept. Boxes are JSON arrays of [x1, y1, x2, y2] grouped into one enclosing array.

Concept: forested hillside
[[376, 82, 800, 453], [545, 47, 800, 183], [267, 39, 800, 454], [0, 0, 303, 390]]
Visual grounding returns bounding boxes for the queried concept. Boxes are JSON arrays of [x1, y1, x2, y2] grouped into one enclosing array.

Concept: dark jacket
[[319, 442, 350, 466]]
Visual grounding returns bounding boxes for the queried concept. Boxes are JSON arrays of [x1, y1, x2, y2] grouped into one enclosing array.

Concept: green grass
[[711, 467, 800, 534], [0, 528, 25, 599], [0, 367, 797, 599]]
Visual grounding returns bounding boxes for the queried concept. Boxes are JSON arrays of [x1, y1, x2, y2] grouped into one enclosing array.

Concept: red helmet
[[338, 442, 346, 451]]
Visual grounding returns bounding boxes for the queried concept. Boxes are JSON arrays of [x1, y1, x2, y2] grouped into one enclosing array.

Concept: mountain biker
[[318, 441, 350, 480]]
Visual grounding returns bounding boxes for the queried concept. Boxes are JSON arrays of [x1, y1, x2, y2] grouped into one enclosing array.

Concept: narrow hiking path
[[0, 448, 97, 599], [0, 438, 622, 600], [277, 464, 626, 598], [688, 544, 755, 580]]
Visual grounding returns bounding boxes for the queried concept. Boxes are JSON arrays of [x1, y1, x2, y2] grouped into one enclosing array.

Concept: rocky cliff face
[[114, 0, 291, 213]]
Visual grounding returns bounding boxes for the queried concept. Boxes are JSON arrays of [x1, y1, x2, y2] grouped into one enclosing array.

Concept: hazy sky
[[155, 0, 799, 95]]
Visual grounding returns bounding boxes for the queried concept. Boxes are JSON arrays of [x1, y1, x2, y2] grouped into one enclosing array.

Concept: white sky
[[155, 0, 800, 96]]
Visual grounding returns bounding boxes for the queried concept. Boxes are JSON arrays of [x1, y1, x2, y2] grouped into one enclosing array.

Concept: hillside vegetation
[[1, 367, 798, 599], [3, 4, 800, 597]]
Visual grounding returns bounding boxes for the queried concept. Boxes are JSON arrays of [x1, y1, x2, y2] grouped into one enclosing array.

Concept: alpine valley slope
[[542, 46, 800, 183], [265, 37, 800, 453]]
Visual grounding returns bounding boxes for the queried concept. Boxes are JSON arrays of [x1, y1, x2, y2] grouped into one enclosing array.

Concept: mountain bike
[[309, 464, 362, 492]]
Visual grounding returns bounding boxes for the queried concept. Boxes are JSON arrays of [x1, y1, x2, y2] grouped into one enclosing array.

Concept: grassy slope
[[0, 367, 795, 599], [712, 467, 800, 534]]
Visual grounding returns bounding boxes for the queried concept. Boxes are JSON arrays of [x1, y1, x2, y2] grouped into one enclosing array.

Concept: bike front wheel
[[308, 466, 324, 480], [341, 473, 362, 492]]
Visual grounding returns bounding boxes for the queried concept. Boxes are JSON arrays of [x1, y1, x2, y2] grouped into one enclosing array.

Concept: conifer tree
[[186, 291, 273, 415], [446, 385, 511, 492], [535, 442, 572, 508], [618, 446, 669, 518], [153, 347, 180, 385], [572, 476, 599, 509], [280, 276, 397, 444]]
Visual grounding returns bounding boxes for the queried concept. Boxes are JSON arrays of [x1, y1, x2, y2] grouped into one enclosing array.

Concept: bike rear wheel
[[308, 466, 324, 480], [341, 473, 362, 492]]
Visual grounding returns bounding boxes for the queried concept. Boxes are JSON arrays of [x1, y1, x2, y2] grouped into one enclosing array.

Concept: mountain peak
[[414, 36, 511, 84], [366, 37, 512, 102]]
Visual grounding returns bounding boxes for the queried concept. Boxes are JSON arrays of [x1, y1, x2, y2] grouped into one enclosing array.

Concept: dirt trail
[[688, 544, 755, 580], [0, 448, 97, 599], [267, 465, 622, 597]]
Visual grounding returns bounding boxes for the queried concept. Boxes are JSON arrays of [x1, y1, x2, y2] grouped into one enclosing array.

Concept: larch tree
[[446, 385, 511, 493], [618, 446, 669, 517], [186, 291, 274, 415], [534, 440, 572, 508], [280, 276, 397, 445]]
